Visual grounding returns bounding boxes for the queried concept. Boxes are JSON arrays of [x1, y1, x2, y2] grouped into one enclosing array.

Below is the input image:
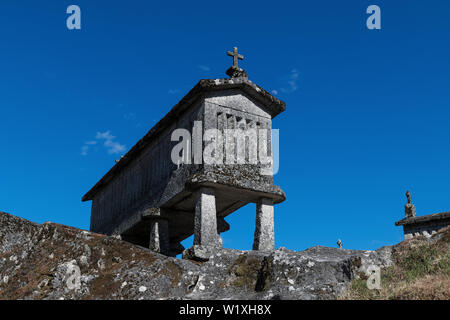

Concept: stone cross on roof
[[406, 190, 412, 204], [227, 47, 244, 69], [226, 46, 248, 79], [404, 190, 416, 219]]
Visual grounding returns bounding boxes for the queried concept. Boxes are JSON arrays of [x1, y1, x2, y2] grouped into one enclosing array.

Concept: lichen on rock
[[0, 211, 395, 300]]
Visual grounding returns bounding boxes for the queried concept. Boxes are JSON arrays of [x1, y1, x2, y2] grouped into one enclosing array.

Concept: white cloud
[[271, 90, 278, 95], [104, 139, 126, 154], [96, 130, 126, 155], [81, 140, 98, 156], [123, 113, 136, 120], [198, 65, 211, 72], [81, 131, 126, 156], [81, 145, 89, 156], [281, 68, 300, 93], [96, 131, 115, 141]]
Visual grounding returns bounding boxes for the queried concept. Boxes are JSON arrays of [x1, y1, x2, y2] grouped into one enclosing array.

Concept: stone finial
[[337, 239, 342, 249], [406, 190, 412, 204], [404, 190, 416, 218], [226, 47, 248, 79]]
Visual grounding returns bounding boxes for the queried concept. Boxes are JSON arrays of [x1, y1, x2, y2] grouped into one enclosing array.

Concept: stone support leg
[[253, 198, 275, 251], [149, 218, 170, 256], [194, 187, 221, 248]]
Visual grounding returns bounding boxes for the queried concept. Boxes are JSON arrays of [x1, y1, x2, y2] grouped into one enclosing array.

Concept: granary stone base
[[253, 198, 275, 251], [182, 245, 217, 262]]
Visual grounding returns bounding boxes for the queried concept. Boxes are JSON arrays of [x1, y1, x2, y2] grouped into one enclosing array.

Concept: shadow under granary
[[82, 48, 286, 257]]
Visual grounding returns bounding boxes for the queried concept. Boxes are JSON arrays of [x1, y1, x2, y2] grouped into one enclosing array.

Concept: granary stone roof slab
[[395, 211, 450, 226], [82, 77, 285, 202]]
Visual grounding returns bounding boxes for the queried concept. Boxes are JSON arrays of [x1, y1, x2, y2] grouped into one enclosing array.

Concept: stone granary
[[82, 47, 286, 257], [395, 191, 450, 239]]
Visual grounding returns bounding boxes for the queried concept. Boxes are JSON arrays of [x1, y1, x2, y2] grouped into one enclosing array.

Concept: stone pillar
[[149, 218, 170, 255], [253, 198, 275, 251], [194, 187, 221, 248], [146, 209, 170, 256]]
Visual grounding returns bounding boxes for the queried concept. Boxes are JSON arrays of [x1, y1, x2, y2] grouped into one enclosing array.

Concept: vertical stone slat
[[217, 112, 226, 164], [151, 149, 156, 188], [161, 140, 167, 179], [236, 116, 246, 164], [266, 120, 272, 162], [225, 114, 236, 164], [117, 176, 126, 212], [248, 120, 257, 165]]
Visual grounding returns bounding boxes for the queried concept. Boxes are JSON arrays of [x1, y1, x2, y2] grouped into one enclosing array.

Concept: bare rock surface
[[0, 211, 393, 300]]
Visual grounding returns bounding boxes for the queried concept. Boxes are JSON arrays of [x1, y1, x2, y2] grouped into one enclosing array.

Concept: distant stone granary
[[395, 191, 450, 239], [82, 47, 286, 256]]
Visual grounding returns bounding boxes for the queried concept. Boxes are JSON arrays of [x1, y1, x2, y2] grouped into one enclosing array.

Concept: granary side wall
[[403, 218, 450, 239], [90, 101, 205, 235]]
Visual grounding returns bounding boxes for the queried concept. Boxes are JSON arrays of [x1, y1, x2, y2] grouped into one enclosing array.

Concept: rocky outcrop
[[0, 211, 392, 300]]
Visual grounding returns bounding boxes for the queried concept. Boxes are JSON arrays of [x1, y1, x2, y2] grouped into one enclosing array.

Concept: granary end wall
[[403, 218, 450, 239], [203, 90, 274, 184], [90, 100, 205, 235]]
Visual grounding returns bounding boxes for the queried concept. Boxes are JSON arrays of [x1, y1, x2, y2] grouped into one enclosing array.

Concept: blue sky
[[1, 1, 449, 252]]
